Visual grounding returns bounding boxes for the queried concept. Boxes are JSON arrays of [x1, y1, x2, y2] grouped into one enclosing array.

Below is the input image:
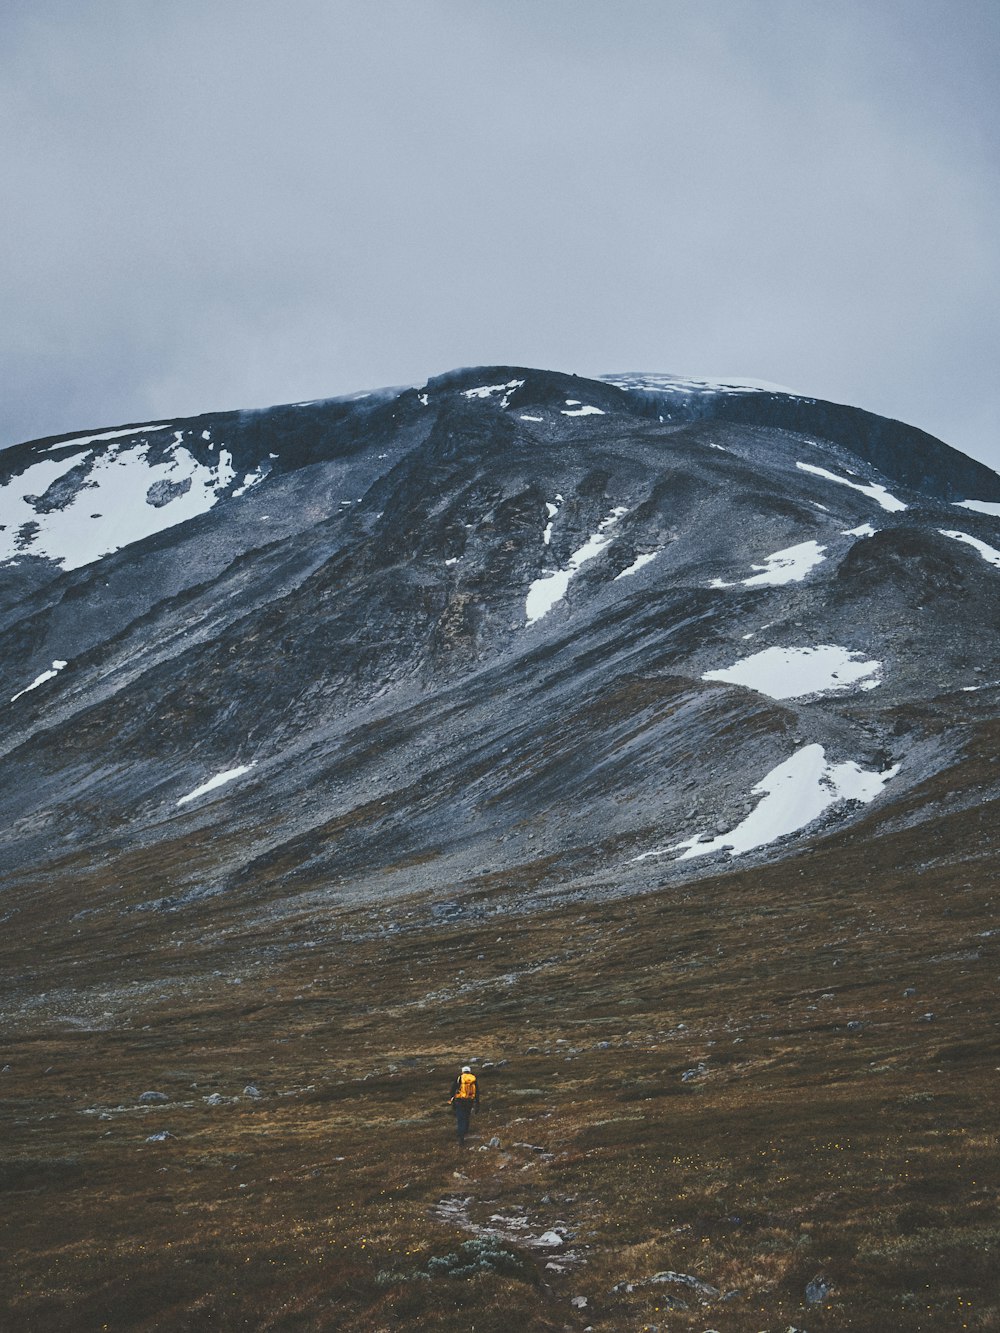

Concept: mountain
[[3, 367, 1000, 1331], [3, 366, 1000, 928]]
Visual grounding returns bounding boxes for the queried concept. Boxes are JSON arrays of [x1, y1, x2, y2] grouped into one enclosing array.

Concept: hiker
[[448, 1064, 479, 1145]]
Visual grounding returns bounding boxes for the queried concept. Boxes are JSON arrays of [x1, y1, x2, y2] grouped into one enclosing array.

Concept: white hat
[[461, 1065, 472, 1073]]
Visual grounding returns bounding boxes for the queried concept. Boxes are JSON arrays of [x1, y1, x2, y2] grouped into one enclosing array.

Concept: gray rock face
[[1, 364, 999, 949], [146, 477, 193, 508], [647, 1269, 720, 1297]]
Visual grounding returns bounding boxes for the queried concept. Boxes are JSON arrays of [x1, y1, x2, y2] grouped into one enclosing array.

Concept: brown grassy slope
[[2, 772, 999, 1331]]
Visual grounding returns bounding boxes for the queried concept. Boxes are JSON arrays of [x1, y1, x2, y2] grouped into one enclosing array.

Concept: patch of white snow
[[177, 763, 257, 807], [0, 450, 91, 531], [542, 496, 563, 546], [526, 506, 627, 624], [796, 461, 907, 512], [702, 645, 882, 699], [44, 425, 172, 452], [614, 551, 659, 580], [604, 372, 796, 395], [953, 499, 1000, 518], [939, 529, 1000, 568], [232, 469, 266, 498], [712, 540, 827, 589], [1, 437, 238, 571], [634, 744, 899, 863], [462, 380, 524, 408], [11, 659, 68, 703]]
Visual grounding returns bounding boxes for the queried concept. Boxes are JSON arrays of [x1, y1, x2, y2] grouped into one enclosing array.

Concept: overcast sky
[[2, 0, 998, 468]]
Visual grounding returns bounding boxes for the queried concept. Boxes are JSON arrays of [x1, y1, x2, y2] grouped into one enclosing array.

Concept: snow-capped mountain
[[3, 365, 1000, 939]]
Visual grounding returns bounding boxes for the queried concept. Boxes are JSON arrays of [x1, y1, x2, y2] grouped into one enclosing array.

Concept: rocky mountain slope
[[3, 366, 1000, 941]]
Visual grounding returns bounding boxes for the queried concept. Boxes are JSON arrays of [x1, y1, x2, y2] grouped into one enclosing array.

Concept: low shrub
[[421, 1238, 538, 1283]]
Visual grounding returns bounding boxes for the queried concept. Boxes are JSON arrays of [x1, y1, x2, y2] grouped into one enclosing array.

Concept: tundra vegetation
[[2, 782, 998, 1331]]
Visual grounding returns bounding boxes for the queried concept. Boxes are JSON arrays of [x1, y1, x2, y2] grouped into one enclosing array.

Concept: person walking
[[448, 1064, 479, 1146]]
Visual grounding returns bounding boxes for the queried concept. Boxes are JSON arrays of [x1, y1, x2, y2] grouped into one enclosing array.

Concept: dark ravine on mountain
[[2, 367, 999, 1331]]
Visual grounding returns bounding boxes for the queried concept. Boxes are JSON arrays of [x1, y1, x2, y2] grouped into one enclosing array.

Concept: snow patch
[[711, 540, 827, 589], [44, 424, 172, 452], [11, 659, 68, 703], [542, 494, 564, 546], [177, 763, 257, 806], [939, 529, 1000, 568], [614, 551, 660, 580], [604, 372, 796, 395], [843, 522, 877, 538], [462, 380, 524, 408], [635, 744, 899, 863], [520, 415, 543, 422], [702, 645, 882, 699], [526, 506, 627, 624], [561, 403, 605, 417], [796, 461, 906, 513], [0, 451, 91, 521], [232, 469, 266, 498], [0, 438, 239, 571], [953, 499, 1000, 518]]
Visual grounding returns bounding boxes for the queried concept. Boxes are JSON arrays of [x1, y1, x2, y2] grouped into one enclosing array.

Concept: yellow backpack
[[456, 1072, 477, 1100]]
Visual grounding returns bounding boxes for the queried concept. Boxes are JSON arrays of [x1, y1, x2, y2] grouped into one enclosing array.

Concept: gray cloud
[[2, 0, 998, 468]]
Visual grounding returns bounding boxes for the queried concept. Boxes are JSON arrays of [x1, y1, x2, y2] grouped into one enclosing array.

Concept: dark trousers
[[453, 1100, 473, 1143]]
